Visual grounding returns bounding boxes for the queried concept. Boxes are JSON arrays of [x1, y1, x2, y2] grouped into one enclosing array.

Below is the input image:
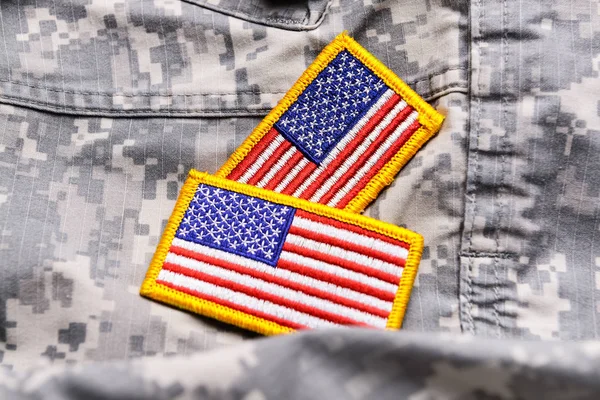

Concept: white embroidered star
[[197, 185, 211, 196], [198, 219, 210, 230], [265, 236, 279, 248], [247, 245, 258, 255], [182, 215, 195, 226], [193, 193, 204, 203], [263, 249, 274, 259]]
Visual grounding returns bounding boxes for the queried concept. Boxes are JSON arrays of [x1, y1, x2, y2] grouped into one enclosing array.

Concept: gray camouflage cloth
[[0, 0, 599, 398]]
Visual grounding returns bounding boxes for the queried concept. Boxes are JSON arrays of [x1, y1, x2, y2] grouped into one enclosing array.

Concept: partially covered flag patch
[[217, 32, 444, 213], [140, 171, 423, 335]]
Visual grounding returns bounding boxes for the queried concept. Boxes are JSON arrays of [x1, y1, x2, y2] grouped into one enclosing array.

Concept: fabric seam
[[461, 0, 481, 336], [0, 66, 466, 97], [461, 252, 518, 259], [491, 0, 510, 338]]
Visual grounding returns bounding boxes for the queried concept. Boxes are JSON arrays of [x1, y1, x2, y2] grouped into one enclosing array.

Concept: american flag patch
[[217, 33, 444, 213], [140, 171, 423, 335]]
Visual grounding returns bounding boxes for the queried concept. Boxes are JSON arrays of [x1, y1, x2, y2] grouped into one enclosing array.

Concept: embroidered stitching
[[140, 170, 424, 335], [176, 184, 295, 266], [0, 66, 463, 97], [275, 50, 387, 163], [216, 32, 445, 213]]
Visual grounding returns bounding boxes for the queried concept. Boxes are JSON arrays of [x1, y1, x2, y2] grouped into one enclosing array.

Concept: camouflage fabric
[[2, 329, 600, 399], [0, 0, 599, 397]]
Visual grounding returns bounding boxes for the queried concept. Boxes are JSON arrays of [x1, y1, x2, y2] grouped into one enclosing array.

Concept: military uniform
[[0, 0, 599, 398]]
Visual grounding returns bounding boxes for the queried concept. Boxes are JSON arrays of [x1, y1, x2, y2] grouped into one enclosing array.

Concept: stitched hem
[[0, 62, 465, 117], [459, 0, 478, 336], [0, 97, 272, 118], [0, 65, 466, 97], [460, 251, 518, 259]]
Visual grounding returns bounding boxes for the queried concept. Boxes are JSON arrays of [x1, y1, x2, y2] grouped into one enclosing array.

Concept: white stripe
[[291, 90, 396, 197], [274, 158, 310, 193], [308, 100, 408, 202], [319, 89, 395, 170], [285, 234, 403, 278], [157, 269, 335, 329], [237, 135, 286, 184], [171, 238, 393, 311], [166, 252, 387, 327], [328, 111, 419, 207], [256, 147, 298, 188], [279, 251, 399, 294], [292, 216, 409, 259]]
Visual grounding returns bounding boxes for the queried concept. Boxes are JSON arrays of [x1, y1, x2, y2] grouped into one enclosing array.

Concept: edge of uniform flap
[[140, 170, 424, 335]]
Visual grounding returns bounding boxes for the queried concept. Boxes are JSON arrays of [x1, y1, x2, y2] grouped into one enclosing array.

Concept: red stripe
[[277, 256, 396, 302], [280, 158, 319, 195], [245, 140, 293, 186], [162, 262, 370, 327], [227, 128, 280, 181], [263, 149, 305, 191], [156, 279, 306, 330], [295, 209, 411, 249], [282, 242, 400, 286], [319, 106, 415, 205], [288, 225, 406, 268], [169, 246, 390, 318], [335, 119, 421, 208], [295, 94, 402, 200]]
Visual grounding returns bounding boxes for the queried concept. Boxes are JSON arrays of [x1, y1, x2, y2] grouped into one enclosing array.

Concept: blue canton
[[274, 50, 388, 164], [175, 184, 295, 266]]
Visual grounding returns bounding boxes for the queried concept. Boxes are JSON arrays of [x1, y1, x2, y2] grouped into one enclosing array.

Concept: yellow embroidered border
[[140, 170, 424, 335], [216, 32, 445, 213]]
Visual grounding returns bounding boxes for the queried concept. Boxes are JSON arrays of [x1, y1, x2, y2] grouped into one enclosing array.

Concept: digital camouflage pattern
[[2, 329, 600, 399], [0, 0, 599, 397]]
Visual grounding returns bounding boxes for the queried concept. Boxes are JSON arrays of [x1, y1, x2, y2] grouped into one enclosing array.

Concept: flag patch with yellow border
[[140, 171, 423, 335]]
